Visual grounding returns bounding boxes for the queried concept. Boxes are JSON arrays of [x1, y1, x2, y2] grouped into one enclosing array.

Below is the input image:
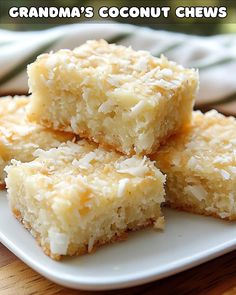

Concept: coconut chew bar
[[27, 39, 198, 155], [6, 140, 166, 260], [0, 96, 74, 187], [152, 110, 236, 220]]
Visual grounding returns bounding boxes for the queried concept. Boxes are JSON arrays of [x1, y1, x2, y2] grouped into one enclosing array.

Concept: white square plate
[[1, 191, 236, 291]]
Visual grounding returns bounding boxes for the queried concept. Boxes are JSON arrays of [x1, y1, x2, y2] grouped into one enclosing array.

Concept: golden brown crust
[[28, 116, 182, 156], [13, 208, 21, 219], [48, 219, 155, 260], [0, 182, 6, 190], [12, 207, 158, 260]]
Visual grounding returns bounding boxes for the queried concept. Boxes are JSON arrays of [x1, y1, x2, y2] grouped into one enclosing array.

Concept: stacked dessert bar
[[3, 40, 235, 260]]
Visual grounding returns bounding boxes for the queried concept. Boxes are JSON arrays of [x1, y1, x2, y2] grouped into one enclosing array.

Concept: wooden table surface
[[2, 242, 236, 295]]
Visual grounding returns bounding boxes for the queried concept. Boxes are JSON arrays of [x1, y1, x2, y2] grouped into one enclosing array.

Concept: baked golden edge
[[13, 208, 162, 260]]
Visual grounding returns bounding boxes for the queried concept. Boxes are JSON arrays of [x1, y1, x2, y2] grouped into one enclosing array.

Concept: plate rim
[[1, 227, 236, 291]]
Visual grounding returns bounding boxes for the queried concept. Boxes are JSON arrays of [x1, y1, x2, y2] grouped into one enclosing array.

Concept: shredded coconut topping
[[184, 185, 207, 201], [116, 156, 149, 177], [48, 228, 69, 255], [117, 178, 129, 198]]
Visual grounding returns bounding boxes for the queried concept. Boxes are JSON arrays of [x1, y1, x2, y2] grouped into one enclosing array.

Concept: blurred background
[[0, 0, 236, 115]]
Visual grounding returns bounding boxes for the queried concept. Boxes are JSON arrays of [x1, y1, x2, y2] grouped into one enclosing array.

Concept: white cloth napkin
[[0, 22, 235, 109]]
